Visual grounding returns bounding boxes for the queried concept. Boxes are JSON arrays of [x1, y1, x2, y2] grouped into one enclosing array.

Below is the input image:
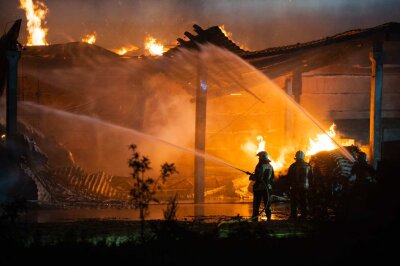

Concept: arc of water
[[20, 101, 250, 173]]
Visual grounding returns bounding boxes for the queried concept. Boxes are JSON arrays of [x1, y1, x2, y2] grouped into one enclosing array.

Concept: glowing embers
[[81, 32, 97, 44], [305, 123, 354, 156], [112, 45, 139, 56], [19, 0, 49, 46]]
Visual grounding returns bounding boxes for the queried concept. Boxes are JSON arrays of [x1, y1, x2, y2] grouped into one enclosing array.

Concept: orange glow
[[219, 25, 233, 39], [242, 136, 287, 171], [112, 44, 139, 55], [219, 25, 250, 51], [145, 36, 165, 56], [239, 44, 250, 51], [256, 136, 265, 154], [19, 0, 49, 46], [81, 32, 96, 44], [242, 126, 354, 172], [305, 124, 355, 156], [305, 124, 337, 156]]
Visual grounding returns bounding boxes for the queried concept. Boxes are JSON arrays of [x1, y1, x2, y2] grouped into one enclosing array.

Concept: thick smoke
[[1, 0, 400, 51]]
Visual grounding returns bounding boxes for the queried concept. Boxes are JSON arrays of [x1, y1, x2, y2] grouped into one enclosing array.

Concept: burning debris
[[308, 145, 368, 219], [81, 32, 97, 44]]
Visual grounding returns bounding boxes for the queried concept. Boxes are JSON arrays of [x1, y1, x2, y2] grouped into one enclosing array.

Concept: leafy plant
[[128, 144, 177, 239], [163, 193, 179, 221]]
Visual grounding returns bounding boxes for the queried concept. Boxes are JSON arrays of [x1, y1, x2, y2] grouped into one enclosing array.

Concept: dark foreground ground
[[0, 212, 399, 266], [1, 159, 399, 265]]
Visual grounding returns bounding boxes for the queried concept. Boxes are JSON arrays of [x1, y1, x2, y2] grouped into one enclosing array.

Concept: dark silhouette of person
[[347, 151, 377, 220], [287, 150, 313, 220], [249, 151, 274, 221], [351, 152, 376, 185]]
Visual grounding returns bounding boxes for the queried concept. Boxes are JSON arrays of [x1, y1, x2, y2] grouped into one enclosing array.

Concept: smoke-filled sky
[[1, 0, 400, 51]]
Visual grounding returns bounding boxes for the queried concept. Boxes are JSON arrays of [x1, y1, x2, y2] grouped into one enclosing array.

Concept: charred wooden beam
[[193, 24, 204, 34], [184, 31, 196, 40], [1, 19, 22, 96], [1, 19, 22, 144]]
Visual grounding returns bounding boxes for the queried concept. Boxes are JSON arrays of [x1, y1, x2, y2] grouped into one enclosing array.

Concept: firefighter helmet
[[295, 150, 305, 160], [257, 151, 269, 160]]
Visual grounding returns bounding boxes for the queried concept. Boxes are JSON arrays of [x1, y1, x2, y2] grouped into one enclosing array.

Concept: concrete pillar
[[292, 71, 302, 104], [194, 58, 207, 205], [5, 50, 21, 144], [291, 71, 302, 147], [369, 43, 384, 169]]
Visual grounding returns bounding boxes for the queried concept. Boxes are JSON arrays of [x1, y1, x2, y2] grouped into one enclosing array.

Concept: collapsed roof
[[166, 22, 400, 78]]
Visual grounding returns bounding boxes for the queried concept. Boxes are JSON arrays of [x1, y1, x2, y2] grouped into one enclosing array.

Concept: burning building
[[1, 15, 400, 204]]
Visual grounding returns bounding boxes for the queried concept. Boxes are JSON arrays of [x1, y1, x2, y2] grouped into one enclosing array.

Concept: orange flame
[[305, 124, 337, 156], [19, 0, 49, 46], [256, 136, 265, 154], [112, 44, 139, 55], [242, 136, 287, 171], [81, 32, 96, 44], [219, 25, 233, 39], [145, 36, 164, 56], [305, 124, 354, 156], [242, 125, 354, 173], [219, 25, 250, 51]]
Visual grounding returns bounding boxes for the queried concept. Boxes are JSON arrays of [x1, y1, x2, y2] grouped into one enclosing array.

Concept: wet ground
[[23, 201, 291, 223]]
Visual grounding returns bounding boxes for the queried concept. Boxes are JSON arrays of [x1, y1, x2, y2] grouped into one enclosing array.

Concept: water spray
[[210, 47, 356, 163], [20, 102, 255, 174]]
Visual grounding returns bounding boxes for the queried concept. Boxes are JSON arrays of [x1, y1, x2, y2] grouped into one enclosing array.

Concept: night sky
[[1, 0, 400, 51]]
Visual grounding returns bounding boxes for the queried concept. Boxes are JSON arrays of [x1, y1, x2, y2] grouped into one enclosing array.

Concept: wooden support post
[[194, 58, 207, 205], [369, 43, 384, 169]]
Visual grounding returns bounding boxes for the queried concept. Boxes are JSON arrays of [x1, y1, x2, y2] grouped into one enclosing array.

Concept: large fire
[[243, 136, 287, 171], [242, 124, 354, 172], [145, 36, 165, 56], [19, 0, 49, 46], [112, 45, 139, 56], [305, 124, 354, 156], [81, 32, 97, 44]]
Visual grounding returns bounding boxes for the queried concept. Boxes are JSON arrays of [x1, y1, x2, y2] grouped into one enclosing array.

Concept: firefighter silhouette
[[287, 150, 313, 220], [249, 151, 274, 221]]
